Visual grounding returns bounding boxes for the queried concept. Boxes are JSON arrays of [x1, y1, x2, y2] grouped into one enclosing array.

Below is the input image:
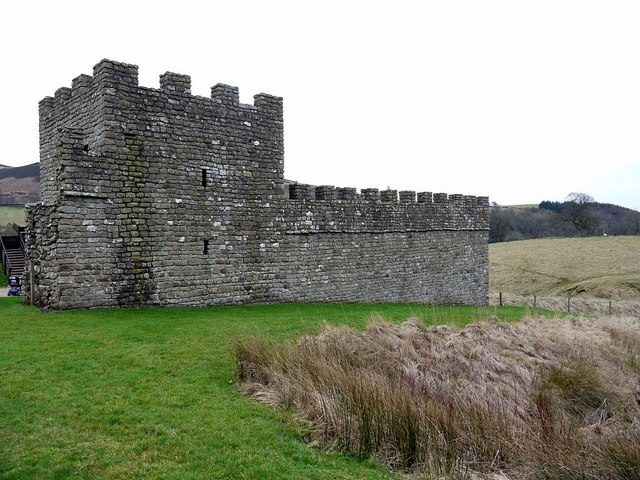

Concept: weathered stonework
[[25, 59, 489, 310]]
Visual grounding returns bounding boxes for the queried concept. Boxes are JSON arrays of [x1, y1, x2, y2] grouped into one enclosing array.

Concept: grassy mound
[[236, 315, 640, 479], [490, 236, 640, 299]]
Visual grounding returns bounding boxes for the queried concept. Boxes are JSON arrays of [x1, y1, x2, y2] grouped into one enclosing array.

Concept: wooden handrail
[[18, 226, 26, 254], [0, 236, 8, 277]]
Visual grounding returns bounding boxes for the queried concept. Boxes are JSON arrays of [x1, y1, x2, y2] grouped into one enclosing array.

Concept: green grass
[[0, 299, 550, 479], [0, 205, 25, 227]]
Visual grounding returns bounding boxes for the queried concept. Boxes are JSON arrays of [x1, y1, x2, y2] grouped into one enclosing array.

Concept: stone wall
[[25, 59, 489, 310]]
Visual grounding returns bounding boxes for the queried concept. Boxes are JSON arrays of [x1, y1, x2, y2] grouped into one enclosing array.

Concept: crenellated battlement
[[93, 58, 139, 87], [39, 59, 283, 118], [160, 72, 192, 95], [286, 183, 488, 207], [281, 182, 488, 234], [71, 74, 93, 93], [27, 59, 488, 310]]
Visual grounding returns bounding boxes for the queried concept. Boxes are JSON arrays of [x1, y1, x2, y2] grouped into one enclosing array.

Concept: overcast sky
[[1, 0, 639, 209]]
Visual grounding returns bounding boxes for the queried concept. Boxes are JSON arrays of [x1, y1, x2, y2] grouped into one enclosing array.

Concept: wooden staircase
[[1, 233, 26, 277]]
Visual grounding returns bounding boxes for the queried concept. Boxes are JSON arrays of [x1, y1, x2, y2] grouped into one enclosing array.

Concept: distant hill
[[0, 162, 40, 205], [491, 201, 640, 243]]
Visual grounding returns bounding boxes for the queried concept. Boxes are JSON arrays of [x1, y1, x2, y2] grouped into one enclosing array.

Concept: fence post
[[567, 294, 571, 313], [609, 300, 612, 315], [533, 295, 537, 308], [499, 291, 503, 306]]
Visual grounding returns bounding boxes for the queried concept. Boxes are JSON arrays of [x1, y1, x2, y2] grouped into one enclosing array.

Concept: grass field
[[490, 235, 640, 299], [0, 299, 548, 479], [0, 205, 25, 227], [502, 203, 538, 209]]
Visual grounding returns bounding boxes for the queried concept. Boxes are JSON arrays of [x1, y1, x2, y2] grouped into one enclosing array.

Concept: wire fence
[[490, 291, 640, 318]]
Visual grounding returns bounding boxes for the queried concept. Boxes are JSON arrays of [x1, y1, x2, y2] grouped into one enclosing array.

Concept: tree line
[[490, 193, 640, 243]]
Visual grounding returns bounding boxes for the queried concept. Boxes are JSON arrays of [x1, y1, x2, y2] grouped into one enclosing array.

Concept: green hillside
[[490, 235, 640, 299], [0, 205, 26, 227]]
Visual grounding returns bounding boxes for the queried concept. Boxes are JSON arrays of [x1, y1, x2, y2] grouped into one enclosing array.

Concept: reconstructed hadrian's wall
[[25, 59, 489, 310]]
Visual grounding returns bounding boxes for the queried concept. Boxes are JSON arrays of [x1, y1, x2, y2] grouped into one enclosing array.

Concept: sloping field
[[504, 203, 537, 209], [0, 299, 539, 480], [490, 236, 640, 299], [0, 205, 25, 227]]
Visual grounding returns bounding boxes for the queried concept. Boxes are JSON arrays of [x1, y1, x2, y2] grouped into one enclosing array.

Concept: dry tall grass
[[490, 291, 640, 318], [235, 315, 640, 479]]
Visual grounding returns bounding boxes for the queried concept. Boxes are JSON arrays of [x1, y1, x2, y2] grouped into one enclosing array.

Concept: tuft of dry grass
[[234, 315, 640, 479]]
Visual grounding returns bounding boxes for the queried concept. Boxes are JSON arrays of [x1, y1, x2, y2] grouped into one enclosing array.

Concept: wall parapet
[[286, 183, 488, 208], [39, 59, 284, 120], [272, 196, 489, 234]]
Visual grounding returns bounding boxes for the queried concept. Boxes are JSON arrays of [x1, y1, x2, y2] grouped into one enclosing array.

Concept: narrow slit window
[[201, 168, 207, 187], [203, 239, 209, 254], [83, 144, 89, 153]]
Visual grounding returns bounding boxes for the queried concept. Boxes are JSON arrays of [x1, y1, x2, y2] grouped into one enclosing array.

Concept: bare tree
[[563, 192, 602, 235], [566, 192, 595, 204]]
